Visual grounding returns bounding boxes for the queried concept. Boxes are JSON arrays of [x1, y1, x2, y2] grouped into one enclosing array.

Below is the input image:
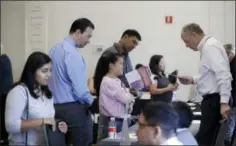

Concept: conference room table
[[97, 94, 202, 145], [97, 120, 201, 146]]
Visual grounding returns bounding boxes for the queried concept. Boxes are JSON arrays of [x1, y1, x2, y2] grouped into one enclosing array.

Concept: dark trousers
[[54, 102, 93, 146], [0, 94, 8, 144], [196, 93, 222, 145]]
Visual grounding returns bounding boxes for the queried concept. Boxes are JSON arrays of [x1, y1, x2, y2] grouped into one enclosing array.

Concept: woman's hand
[[167, 84, 178, 91], [129, 88, 138, 97], [173, 83, 179, 90], [43, 118, 56, 131], [58, 121, 68, 134]]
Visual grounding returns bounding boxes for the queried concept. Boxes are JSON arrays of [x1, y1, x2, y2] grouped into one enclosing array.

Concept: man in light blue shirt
[[48, 18, 95, 146]]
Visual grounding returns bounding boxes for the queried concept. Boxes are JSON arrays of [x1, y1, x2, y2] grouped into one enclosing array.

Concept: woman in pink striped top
[[94, 52, 136, 140]]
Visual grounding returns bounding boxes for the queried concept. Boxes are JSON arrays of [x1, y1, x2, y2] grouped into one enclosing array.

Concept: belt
[[202, 93, 220, 99]]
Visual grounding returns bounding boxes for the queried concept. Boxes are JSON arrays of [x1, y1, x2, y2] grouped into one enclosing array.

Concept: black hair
[[172, 101, 194, 128], [142, 101, 179, 138], [149, 55, 165, 78], [93, 51, 122, 97], [16, 52, 52, 99], [69, 18, 95, 34], [121, 29, 142, 41], [135, 63, 143, 70]]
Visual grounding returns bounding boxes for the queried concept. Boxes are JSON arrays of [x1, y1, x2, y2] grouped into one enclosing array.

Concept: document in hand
[[125, 66, 152, 90], [168, 70, 178, 84]]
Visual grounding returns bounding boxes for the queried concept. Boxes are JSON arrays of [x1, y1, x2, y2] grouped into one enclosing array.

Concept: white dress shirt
[[161, 136, 183, 145], [193, 36, 232, 103]]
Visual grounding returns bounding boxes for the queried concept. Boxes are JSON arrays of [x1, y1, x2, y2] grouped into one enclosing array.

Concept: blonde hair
[[182, 23, 204, 35]]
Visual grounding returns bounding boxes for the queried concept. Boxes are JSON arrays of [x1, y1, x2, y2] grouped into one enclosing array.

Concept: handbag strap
[[22, 85, 29, 146]]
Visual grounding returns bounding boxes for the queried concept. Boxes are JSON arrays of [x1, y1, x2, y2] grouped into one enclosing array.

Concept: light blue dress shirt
[[48, 36, 93, 105]]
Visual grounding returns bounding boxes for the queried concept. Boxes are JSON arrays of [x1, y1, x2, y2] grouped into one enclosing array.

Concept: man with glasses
[[103, 29, 142, 87], [136, 102, 183, 145]]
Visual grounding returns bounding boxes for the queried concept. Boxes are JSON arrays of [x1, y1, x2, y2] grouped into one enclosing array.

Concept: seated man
[[136, 101, 183, 145], [172, 101, 198, 145]]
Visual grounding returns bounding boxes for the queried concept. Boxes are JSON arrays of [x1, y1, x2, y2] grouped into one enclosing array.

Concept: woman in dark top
[[149, 55, 178, 103]]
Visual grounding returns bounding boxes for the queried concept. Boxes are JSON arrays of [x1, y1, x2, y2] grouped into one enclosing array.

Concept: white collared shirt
[[193, 36, 232, 103], [161, 136, 183, 145]]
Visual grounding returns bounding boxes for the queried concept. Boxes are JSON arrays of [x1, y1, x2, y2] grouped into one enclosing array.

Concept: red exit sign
[[165, 16, 173, 24]]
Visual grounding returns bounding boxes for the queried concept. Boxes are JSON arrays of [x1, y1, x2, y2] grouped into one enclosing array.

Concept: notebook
[[125, 66, 152, 90]]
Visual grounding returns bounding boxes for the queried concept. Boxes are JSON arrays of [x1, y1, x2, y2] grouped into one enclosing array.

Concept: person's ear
[[153, 126, 161, 138], [76, 29, 82, 35], [123, 34, 129, 40], [109, 63, 114, 70]]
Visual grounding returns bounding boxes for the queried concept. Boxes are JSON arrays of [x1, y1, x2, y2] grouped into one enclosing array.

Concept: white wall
[[1, 1, 235, 101]]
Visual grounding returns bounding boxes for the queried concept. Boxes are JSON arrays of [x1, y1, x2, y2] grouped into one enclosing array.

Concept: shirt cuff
[[220, 95, 230, 104], [192, 76, 199, 84], [88, 96, 94, 105]]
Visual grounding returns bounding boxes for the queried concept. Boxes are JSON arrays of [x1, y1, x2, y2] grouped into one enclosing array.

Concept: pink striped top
[[99, 76, 134, 118]]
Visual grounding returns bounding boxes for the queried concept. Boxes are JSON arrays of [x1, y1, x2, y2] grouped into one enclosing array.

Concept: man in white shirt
[[178, 23, 232, 145], [136, 102, 183, 145]]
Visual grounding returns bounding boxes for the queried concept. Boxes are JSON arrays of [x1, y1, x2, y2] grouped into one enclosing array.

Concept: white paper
[[187, 103, 196, 106], [192, 120, 201, 124], [191, 107, 196, 110], [193, 112, 201, 115], [129, 133, 137, 139], [140, 92, 151, 100], [125, 70, 141, 83]]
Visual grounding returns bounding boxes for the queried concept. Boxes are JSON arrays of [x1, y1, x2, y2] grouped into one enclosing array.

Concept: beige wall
[[1, 1, 26, 81]]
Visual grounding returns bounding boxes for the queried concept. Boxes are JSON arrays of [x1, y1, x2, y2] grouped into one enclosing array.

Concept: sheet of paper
[[125, 70, 141, 82], [191, 107, 196, 110], [140, 92, 151, 100], [125, 70, 144, 89], [192, 120, 201, 124], [193, 112, 201, 115], [129, 133, 137, 139], [187, 103, 196, 106]]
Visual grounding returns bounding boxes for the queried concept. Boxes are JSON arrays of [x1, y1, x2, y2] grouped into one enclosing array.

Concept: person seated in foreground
[[136, 101, 183, 145], [172, 101, 198, 145]]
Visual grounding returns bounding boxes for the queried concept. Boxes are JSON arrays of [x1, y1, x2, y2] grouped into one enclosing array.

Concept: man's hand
[[58, 121, 68, 134], [178, 75, 194, 85], [221, 103, 230, 119]]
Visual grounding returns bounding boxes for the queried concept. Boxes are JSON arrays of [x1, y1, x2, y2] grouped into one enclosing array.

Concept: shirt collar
[[114, 42, 128, 56], [196, 35, 211, 52], [161, 136, 182, 145], [177, 128, 188, 132], [64, 36, 78, 48]]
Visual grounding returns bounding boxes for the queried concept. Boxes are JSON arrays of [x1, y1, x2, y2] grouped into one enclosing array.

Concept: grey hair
[[182, 23, 205, 35], [224, 44, 233, 51]]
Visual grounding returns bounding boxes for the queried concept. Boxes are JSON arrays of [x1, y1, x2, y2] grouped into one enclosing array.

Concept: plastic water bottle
[[108, 117, 117, 139]]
